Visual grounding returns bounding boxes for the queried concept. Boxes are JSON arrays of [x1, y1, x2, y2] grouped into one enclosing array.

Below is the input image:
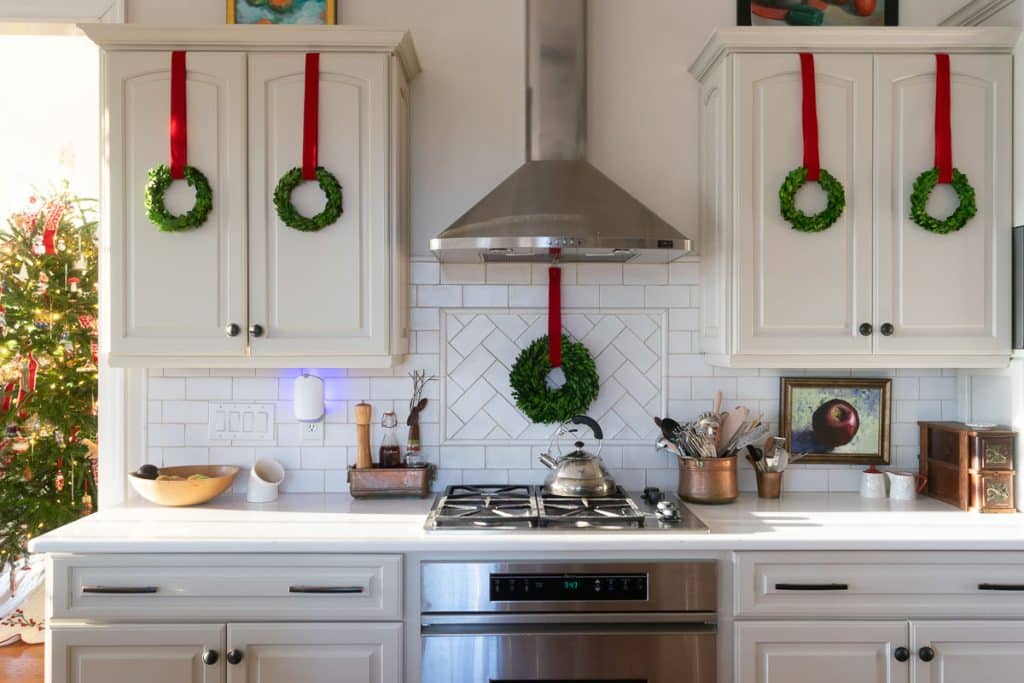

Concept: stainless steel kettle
[[537, 416, 616, 497]]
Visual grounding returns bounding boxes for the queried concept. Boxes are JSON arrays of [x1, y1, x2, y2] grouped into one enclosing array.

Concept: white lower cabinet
[[736, 621, 908, 683], [912, 621, 1024, 683], [736, 620, 1024, 683], [50, 623, 226, 683], [49, 622, 400, 683], [227, 623, 401, 683]]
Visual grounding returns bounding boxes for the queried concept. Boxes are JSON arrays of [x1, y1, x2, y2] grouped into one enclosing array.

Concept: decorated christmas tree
[[0, 186, 98, 581]]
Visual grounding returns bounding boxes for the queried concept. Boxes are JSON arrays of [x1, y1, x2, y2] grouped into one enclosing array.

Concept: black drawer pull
[[82, 586, 159, 594], [774, 583, 849, 591], [978, 583, 1024, 591], [288, 585, 364, 594]]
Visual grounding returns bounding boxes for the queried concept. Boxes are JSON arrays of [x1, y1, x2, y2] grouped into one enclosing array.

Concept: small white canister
[[860, 465, 887, 499], [247, 457, 285, 504]]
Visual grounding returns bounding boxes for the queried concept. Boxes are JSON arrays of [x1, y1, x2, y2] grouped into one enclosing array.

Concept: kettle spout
[[537, 452, 558, 470]]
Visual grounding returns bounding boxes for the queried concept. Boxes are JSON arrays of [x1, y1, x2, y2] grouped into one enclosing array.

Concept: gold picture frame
[[779, 377, 892, 465], [227, 0, 337, 25]]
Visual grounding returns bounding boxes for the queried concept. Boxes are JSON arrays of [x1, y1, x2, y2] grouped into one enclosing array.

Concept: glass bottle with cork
[[379, 410, 402, 468]]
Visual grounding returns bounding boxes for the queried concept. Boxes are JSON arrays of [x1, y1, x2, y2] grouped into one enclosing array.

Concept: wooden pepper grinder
[[355, 401, 373, 469]]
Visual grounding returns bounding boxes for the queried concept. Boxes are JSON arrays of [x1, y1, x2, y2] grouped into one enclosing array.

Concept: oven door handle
[[422, 611, 717, 630]]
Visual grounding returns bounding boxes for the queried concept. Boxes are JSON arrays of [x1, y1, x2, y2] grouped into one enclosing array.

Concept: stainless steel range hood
[[430, 0, 692, 264]]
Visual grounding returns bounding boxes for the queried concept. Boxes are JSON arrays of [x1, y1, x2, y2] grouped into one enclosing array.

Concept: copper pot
[[755, 470, 783, 499], [677, 456, 738, 504]]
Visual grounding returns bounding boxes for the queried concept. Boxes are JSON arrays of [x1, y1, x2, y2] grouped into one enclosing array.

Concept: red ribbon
[[1, 381, 15, 412], [302, 53, 320, 181], [548, 267, 562, 368], [799, 53, 821, 182], [169, 51, 187, 180], [934, 54, 953, 184], [42, 202, 65, 255]]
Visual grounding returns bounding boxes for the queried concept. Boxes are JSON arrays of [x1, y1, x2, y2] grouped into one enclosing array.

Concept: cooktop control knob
[[655, 500, 680, 521]]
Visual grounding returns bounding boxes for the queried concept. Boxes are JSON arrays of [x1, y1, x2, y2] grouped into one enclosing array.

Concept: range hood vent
[[430, 0, 692, 264]]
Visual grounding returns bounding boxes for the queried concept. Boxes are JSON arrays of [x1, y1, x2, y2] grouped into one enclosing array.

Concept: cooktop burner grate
[[429, 484, 538, 529], [537, 487, 646, 529]]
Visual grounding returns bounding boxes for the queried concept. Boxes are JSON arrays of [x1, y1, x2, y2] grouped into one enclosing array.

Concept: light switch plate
[[209, 403, 275, 442]]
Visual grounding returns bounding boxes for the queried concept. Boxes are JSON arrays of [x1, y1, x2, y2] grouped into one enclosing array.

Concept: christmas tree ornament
[[31, 234, 45, 256], [68, 276, 80, 296], [36, 273, 49, 295], [21, 464, 32, 481], [55, 457, 65, 492], [14, 264, 28, 282], [273, 53, 344, 232], [73, 254, 88, 273], [910, 54, 977, 234], [56, 236, 66, 252], [779, 53, 846, 233], [145, 52, 214, 232]]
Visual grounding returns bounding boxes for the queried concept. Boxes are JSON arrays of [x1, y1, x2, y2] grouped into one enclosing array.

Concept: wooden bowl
[[129, 465, 240, 507]]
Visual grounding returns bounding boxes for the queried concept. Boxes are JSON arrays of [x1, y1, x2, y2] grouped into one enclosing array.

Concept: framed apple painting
[[779, 377, 892, 464]]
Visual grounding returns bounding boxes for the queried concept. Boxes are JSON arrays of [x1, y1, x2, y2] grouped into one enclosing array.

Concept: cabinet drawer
[[50, 554, 401, 621], [736, 552, 1024, 618], [971, 434, 1015, 471]]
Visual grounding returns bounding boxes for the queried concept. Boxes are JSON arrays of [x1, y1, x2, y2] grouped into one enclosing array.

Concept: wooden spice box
[[919, 421, 1017, 513], [347, 465, 435, 498]]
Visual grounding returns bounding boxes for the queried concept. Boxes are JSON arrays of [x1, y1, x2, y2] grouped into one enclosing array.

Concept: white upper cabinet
[[691, 28, 1016, 369], [85, 26, 419, 368], [106, 51, 248, 359], [875, 54, 1011, 357], [247, 52, 390, 357]]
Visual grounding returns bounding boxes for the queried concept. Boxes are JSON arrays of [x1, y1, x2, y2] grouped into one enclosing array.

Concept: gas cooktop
[[424, 485, 709, 532]]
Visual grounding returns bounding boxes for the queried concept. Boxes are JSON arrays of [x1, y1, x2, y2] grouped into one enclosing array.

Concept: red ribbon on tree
[[169, 51, 188, 180], [548, 266, 562, 368], [302, 53, 320, 181], [799, 53, 821, 182], [934, 54, 954, 184], [1, 381, 15, 412]]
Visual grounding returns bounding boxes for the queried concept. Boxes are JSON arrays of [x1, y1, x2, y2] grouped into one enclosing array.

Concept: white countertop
[[27, 492, 1024, 554]]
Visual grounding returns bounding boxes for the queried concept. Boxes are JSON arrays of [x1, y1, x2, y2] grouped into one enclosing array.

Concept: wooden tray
[[347, 465, 434, 498]]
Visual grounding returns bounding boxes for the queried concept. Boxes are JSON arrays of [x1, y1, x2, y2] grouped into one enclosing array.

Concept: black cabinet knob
[[859, 323, 873, 336], [202, 650, 219, 666], [919, 646, 935, 662], [249, 324, 264, 338], [894, 647, 909, 662], [225, 323, 240, 338], [880, 323, 895, 336], [227, 649, 244, 665]]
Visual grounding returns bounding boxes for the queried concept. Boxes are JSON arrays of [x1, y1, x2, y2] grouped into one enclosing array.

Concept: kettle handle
[[570, 415, 603, 440]]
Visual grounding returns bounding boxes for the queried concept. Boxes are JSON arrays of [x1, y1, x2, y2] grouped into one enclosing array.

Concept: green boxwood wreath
[[145, 164, 213, 232], [509, 335, 600, 425], [273, 166, 343, 232], [779, 166, 846, 233], [909, 167, 977, 235]]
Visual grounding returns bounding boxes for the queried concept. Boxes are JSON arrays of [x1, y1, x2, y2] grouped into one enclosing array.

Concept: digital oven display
[[489, 574, 647, 601]]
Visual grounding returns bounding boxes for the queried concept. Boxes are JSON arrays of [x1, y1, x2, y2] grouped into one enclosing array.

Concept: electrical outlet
[[299, 420, 324, 445]]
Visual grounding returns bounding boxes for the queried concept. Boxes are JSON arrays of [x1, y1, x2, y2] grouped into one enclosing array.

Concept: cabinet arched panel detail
[[248, 52, 390, 357], [108, 51, 248, 358], [699, 71, 726, 354], [876, 54, 1010, 355], [736, 54, 873, 356]]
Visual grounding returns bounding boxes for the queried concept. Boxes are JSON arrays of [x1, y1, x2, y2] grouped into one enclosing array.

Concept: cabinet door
[[50, 623, 225, 683], [247, 53, 391, 357], [912, 621, 1024, 683], [106, 52, 247, 359], [875, 54, 1011, 356], [733, 54, 874, 357], [226, 623, 400, 683], [736, 621, 909, 683]]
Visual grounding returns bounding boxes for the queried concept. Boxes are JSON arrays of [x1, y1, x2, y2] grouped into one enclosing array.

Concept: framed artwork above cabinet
[[80, 25, 420, 368], [690, 27, 1016, 369]]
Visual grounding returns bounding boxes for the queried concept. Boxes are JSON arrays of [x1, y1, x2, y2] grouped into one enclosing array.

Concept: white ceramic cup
[[859, 470, 888, 499], [886, 471, 928, 501], [247, 457, 285, 503]]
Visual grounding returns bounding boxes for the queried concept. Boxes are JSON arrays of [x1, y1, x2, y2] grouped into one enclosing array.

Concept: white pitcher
[[886, 471, 927, 501], [859, 465, 887, 499]]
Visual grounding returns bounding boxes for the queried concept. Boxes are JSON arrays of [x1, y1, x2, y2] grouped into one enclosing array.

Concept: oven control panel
[[490, 573, 647, 601]]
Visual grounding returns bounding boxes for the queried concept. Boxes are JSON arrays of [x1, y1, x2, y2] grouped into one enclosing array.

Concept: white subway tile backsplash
[[144, 260, 956, 494]]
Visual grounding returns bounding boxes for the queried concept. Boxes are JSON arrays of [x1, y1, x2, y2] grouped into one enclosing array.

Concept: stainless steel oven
[[420, 561, 717, 682]]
